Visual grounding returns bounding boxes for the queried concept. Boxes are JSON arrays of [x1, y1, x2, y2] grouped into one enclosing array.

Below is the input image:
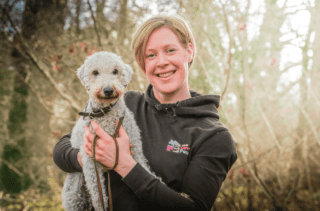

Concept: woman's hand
[[77, 143, 134, 168], [83, 120, 137, 177]]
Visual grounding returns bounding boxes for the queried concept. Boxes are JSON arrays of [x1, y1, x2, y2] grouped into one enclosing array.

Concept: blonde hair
[[131, 14, 197, 72]]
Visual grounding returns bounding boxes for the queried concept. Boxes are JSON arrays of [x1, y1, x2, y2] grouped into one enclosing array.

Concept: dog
[[62, 51, 158, 211]]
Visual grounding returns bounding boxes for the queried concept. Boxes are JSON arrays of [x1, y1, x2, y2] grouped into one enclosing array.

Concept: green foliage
[[0, 73, 33, 194], [0, 177, 64, 211]]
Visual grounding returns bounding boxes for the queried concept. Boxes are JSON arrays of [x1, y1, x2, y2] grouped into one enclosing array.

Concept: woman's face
[[143, 27, 193, 101]]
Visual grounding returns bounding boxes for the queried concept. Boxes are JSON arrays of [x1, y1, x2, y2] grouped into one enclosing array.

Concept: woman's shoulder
[[123, 90, 145, 111], [124, 90, 144, 102]]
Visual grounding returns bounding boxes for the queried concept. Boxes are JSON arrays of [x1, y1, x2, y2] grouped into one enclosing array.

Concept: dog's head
[[77, 51, 133, 106]]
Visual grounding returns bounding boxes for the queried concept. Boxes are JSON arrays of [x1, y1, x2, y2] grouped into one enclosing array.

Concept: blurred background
[[0, 0, 319, 210]]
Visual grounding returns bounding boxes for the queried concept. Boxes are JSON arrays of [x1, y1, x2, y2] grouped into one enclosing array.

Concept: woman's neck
[[153, 86, 191, 104]]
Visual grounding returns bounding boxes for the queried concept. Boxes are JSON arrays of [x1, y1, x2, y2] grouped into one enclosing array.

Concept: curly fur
[[62, 51, 160, 211]]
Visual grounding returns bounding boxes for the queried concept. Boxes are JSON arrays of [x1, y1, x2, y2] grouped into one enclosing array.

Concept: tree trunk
[[0, 0, 67, 194]]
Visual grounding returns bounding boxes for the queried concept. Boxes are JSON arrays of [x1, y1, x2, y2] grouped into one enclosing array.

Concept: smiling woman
[[53, 14, 237, 211], [142, 27, 193, 103], [132, 15, 196, 104]]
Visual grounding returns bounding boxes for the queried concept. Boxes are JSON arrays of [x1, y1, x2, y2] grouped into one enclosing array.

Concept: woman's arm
[[122, 130, 237, 211], [52, 132, 83, 173]]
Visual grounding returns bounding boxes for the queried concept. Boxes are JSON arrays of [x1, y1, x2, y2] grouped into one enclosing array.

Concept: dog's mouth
[[98, 95, 119, 100]]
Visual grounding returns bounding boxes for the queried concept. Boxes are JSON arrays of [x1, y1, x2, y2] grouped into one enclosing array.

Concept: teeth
[[158, 71, 174, 78]]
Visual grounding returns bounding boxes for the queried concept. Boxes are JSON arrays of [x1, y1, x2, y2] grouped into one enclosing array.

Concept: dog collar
[[79, 99, 119, 119]]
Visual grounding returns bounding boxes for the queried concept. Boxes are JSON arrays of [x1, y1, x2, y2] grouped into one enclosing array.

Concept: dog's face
[[77, 51, 133, 106]]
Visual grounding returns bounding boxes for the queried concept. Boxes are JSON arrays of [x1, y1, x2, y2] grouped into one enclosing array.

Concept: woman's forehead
[[145, 27, 182, 50]]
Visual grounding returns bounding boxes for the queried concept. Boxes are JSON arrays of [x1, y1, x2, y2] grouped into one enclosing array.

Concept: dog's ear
[[77, 64, 85, 83], [122, 64, 133, 86]]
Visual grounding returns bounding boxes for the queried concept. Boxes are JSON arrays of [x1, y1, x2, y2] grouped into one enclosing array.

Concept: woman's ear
[[187, 43, 194, 64]]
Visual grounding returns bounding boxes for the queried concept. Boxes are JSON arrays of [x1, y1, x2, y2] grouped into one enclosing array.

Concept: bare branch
[[258, 105, 283, 150], [197, 55, 215, 91], [310, 88, 320, 107], [299, 106, 320, 145], [87, 0, 102, 46], [15, 70, 53, 114], [220, 2, 233, 102], [220, 189, 240, 211], [276, 148, 284, 193], [0, 158, 23, 177], [283, 173, 300, 205], [1, 7, 82, 112], [237, 145, 274, 201], [14, 70, 76, 125], [308, 154, 320, 166], [232, 145, 277, 170], [281, 63, 301, 73]]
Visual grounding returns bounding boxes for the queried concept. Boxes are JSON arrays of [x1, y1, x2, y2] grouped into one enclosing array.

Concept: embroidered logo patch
[[166, 140, 190, 155]]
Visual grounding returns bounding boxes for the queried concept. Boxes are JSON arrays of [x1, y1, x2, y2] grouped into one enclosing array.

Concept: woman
[[53, 14, 237, 211]]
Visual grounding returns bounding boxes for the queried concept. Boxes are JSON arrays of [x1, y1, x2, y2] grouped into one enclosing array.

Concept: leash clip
[[100, 108, 106, 116]]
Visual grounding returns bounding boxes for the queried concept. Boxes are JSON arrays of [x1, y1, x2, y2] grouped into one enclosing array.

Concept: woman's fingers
[[129, 143, 134, 155], [84, 126, 95, 143], [84, 126, 95, 156], [115, 120, 129, 140], [118, 125, 129, 140]]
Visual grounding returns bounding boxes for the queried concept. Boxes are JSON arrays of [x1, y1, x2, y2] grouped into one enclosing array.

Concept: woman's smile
[[156, 70, 176, 78]]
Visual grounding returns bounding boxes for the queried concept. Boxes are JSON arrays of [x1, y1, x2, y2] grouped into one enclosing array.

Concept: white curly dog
[[62, 51, 158, 211]]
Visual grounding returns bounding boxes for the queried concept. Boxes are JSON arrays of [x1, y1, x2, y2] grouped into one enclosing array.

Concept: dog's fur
[[62, 52, 158, 211]]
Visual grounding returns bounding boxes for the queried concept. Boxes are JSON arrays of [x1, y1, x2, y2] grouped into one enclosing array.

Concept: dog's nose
[[103, 87, 114, 96]]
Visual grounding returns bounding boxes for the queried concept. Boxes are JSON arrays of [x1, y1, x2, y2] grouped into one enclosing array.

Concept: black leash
[[91, 116, 124, 211], [79, 101, 124, 211]]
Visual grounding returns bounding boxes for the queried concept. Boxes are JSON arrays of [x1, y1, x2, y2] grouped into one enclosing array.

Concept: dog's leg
[[62, 172, 90, 211]]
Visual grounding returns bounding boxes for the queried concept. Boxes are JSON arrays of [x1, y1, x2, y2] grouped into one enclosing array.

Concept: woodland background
[[0, 0, 319, 210]]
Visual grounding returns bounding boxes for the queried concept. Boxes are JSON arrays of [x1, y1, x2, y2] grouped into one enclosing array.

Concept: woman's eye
[[168, 49, 175, 53], [113, 69, 118, 75], [92, 70, 99, 76], [147, 54, 155, 58]]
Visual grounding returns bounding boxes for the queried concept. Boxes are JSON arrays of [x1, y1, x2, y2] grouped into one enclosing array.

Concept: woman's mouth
[[157, 71, 176, 78]]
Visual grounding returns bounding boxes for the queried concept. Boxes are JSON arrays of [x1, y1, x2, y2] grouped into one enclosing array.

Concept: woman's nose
[[156, 53, 168, 67]]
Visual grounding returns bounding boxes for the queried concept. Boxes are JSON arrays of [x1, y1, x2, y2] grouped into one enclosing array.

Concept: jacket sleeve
[[53, 132, 83, 173], [122, 130, 237, 211]]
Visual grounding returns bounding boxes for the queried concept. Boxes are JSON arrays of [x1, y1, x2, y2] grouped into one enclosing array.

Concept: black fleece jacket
[[53, 84, 237, 211]]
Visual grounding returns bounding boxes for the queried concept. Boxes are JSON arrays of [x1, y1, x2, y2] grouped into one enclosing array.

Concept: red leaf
[[52, 131, 61, 137], [239, 23, 246, 30], [228, 169, 234, 180], [69, 45, 75, 54], [80, 42, 87, 52]]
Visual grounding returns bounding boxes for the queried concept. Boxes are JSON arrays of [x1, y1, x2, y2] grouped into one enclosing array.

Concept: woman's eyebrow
[[145, 44, 178, 52]]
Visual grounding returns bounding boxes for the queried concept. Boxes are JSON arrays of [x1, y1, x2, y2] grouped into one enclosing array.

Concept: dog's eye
[[92, 70, 99, 76], [113, 69, 118, 75]]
